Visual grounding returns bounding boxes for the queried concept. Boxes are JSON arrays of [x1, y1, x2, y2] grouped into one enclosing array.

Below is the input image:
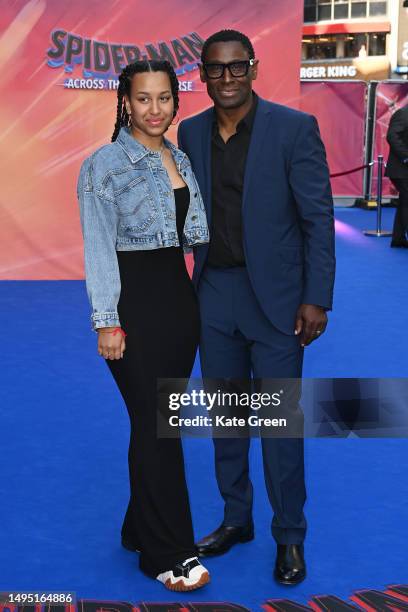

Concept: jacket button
[[194, 192, 198, 197], [191, 215, 197, 220], [183, 172, 187, 177]]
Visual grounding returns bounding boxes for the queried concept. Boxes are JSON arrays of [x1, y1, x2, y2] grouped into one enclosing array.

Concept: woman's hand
[[97, 327, 126, 359]]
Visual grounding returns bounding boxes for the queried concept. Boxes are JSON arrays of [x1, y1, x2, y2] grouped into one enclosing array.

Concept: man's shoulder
[[260, 97, 315, 127], [390, 106, 408, 123], [179, 107, 213, 132], [178, 97, 315, 139]]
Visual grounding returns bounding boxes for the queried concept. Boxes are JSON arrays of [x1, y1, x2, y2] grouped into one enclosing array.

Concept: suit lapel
[[198, 98, 271, 223], [201, 108, 214, 226], [243, 97, 272, 213]]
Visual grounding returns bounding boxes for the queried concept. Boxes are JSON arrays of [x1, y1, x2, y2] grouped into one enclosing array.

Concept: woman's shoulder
[[81, 141, 121, 170], [79, 141, 126, 187]]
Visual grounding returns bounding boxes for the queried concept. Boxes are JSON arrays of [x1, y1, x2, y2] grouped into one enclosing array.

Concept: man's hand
[[97, 327, 126, 360], [294, 304, 327, 347]]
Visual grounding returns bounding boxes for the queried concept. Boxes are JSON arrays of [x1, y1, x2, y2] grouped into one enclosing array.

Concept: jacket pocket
[[279, 245, 303, 265], [115, 176, 159, 233]]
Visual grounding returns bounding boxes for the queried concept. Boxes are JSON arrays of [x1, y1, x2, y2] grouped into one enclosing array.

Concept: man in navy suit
[[178, 30, 335, 584]]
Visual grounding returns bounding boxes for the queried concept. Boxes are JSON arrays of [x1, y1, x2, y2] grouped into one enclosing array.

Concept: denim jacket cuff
[[91, 312, 121, 332]]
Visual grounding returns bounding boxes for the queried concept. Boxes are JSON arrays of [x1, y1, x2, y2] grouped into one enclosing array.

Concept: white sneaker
[[156, 556, 210, 591]]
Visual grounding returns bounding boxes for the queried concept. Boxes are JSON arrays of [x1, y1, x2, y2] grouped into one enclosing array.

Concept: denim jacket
[[77, 126, 209, 331]]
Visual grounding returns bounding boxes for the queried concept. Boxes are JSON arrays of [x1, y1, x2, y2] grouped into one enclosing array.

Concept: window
[[304, 0, 317, 22], [368, 33, 386, 55], [318, 3, 332, 20], [302, 33, 386, 59], [344, 33, 367, 57], [334, 3, 349, 18], [369, 1, 387, 16], [303, 0, 387, 23], [302, 35, 340, 59], [351, 1, 367, 17]]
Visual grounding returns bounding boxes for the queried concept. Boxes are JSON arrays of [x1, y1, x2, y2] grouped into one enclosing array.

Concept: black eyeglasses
[[202, 59, 255, 79]]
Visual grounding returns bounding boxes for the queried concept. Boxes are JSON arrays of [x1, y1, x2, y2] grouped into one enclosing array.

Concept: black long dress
[[106, 185, 199, 577]]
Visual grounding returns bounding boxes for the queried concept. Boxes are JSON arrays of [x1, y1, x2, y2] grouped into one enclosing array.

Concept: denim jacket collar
[[116, 126, 186, 166]]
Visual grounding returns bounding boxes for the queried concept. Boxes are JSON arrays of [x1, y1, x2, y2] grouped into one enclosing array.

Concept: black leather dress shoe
[[121, 536, 141, 553], [391, 238, 408, 248], [274, 544, 306, 585], [196, 523, 254, 557]]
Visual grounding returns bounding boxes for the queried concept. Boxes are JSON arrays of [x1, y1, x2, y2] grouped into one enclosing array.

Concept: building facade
[[301, 0, 408, 80]]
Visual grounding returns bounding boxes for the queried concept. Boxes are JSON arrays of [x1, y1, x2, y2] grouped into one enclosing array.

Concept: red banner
[[299, 80, 367, 197], [0, 0, 303, 279]]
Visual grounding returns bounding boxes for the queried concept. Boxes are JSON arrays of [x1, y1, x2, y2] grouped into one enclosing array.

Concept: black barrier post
[[363, 80, 378, 202], [363, 154, 392, 237]]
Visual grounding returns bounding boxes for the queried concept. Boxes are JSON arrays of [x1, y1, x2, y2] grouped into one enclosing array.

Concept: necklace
[[145, 143, 165, 160]]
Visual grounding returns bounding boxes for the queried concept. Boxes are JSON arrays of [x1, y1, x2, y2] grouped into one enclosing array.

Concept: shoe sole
[[164, 571, 210, 591], [197, 533, 254, 557], [274, 571, 306, 586]]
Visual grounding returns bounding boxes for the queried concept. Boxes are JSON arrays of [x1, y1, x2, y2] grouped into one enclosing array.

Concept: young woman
[[77, 60, 210, 591]]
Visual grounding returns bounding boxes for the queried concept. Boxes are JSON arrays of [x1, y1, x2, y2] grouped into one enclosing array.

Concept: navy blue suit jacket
[[178, 96, 335, 335]]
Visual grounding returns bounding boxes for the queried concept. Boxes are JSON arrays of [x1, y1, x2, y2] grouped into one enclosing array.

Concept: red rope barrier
[[329, 159, 387, 178], [329, 162, 372, 178]]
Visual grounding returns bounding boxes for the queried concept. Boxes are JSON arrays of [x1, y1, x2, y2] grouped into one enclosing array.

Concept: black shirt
[[173, 185, 190, 245], [207, 92, 258, 267]]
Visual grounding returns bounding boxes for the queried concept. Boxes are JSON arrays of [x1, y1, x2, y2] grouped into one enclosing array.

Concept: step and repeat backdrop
[[300, 80, 367, 198], [0, 0, 303, 280], [371, 80, 408, 197], [299, 79, 408, 199]]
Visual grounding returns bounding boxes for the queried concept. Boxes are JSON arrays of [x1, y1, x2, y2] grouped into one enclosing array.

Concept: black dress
[[106, 186, 199, 577]]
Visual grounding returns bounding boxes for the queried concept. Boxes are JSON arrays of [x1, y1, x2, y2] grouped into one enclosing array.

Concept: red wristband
[[108, 327, 127, 338]]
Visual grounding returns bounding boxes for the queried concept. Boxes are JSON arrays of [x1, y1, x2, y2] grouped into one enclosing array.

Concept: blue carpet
[[0, 208, 407, 609]]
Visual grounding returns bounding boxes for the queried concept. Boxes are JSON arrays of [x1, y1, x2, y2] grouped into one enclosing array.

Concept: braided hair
[[111, 60, 179, 142]]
